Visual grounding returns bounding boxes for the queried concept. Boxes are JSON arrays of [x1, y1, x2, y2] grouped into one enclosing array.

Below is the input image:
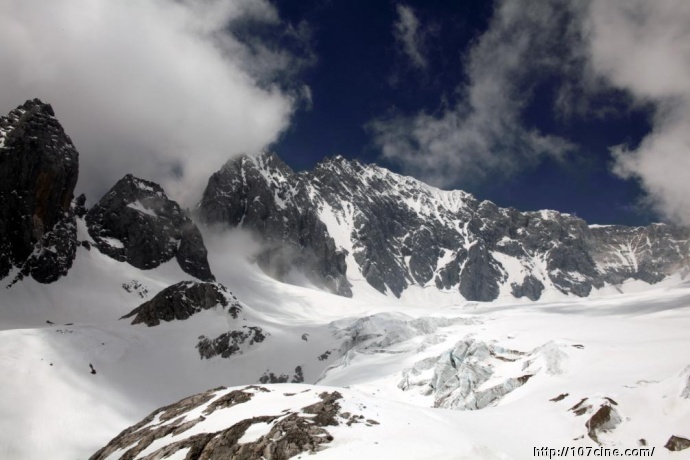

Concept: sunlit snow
[[0, 228, 689, 459]]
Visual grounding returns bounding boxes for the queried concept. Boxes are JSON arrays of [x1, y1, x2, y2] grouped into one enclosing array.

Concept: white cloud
[[373, 0, 581, 187], [394, 4, 427, 70], [586, 0, 690, 225], [0, 0, 308, 206], [375, 0, 690, 226]]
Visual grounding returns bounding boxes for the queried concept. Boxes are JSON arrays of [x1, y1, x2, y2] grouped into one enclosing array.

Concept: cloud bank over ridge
[[0, 0, 309, 205]]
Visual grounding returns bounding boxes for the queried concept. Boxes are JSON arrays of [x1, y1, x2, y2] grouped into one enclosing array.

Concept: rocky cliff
[[198, 152, 690, 301], [0, 99, 79, 283], [198, 153, 351, 296], [86, 174, 214, 281]]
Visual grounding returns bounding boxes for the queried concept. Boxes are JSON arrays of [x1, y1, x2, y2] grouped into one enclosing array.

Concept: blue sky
[[269, 0, 657, 225], [1, 0, 689, 227]]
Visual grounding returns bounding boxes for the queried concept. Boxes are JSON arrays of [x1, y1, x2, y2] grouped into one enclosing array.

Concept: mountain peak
[[112, 173, 166, 199], [18, 98, 55, 117], [198, 151, 690, 301], [0, 99, 80, 284], [86, 174, 214, 281]]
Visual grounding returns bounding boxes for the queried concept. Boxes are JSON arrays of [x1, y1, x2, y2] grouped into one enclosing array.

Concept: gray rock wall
[[198, 152, 690, 301], [198, 154, 351, 297], [0, 99, 79, 283], [86, 174, 214, 281]]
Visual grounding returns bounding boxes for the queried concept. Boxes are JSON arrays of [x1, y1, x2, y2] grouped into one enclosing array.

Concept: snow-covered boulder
[[122, 281, 239, 326]]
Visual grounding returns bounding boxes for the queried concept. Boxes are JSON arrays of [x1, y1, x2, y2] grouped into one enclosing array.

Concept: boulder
[[122, 281, 238, 326], [665, 435, 690, 452]]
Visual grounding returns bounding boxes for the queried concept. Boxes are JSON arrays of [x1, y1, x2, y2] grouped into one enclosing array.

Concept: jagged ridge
[[198, 152, 690, 301]]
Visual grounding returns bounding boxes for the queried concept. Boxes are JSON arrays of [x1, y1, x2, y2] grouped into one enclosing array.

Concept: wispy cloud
[[0, 0, 312, 206], [393, 4, 428, 70], [587, 0, 690, 225], [373, 0, 582, 187], [374, 0, 690, 226]]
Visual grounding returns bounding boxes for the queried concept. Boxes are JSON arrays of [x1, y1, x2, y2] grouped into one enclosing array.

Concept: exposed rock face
[[511, 274, 545, 301], [197, 326, 268, 359], [122, 281, 239, 326], [90, 386, 348, 460], [198, 154, 351, 296], [585, 404, 622, 444], [198, 152, 690, 301], [258, 366, 304, 384], [665, 435, 690, 451], [0, 99, 79, 283], [86, 174, 213, 281], [567, 397, 622, 444]]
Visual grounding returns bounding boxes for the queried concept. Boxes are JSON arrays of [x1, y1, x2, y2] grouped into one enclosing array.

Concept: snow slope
[[1, 229, 690, 459]]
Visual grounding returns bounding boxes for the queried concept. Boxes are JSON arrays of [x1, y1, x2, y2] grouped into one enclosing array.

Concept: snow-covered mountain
[[198, 152, 690, 302], [1, 99, 690, 459]]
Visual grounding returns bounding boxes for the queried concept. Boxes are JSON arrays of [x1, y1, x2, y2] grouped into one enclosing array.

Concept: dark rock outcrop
[[198, 152, 690, 301], [122, 281, 238, 326], [198, 153, 351, 296], [0, 99, 79, 283], [197, 326, 267, 359], [585, 404, 622, 444], [90, 386, 348, 460], [258, 366, 304, 384], [86, 174, 213, 281], [511, 274, 545, 301], [567, 397, 622, 444], [665, 435, 690, 451], [258, 371, 290, 384]]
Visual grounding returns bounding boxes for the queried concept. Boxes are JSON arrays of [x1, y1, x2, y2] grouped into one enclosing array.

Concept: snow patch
[[126, 200, 157, 217], [101, 236, 125, 249]]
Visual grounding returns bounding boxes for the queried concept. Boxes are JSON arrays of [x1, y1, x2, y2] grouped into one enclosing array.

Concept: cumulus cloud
[[374, 0, 690, 226], [0, 0, 311, 206], [393, 4, 428, 70], [586, 0, 690, 225], [372, 0, 582, 187]]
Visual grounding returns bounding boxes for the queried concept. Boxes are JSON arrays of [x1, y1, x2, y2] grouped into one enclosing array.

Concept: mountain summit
[[0, 99, 79, 283], [199, 152, 690, 301]]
